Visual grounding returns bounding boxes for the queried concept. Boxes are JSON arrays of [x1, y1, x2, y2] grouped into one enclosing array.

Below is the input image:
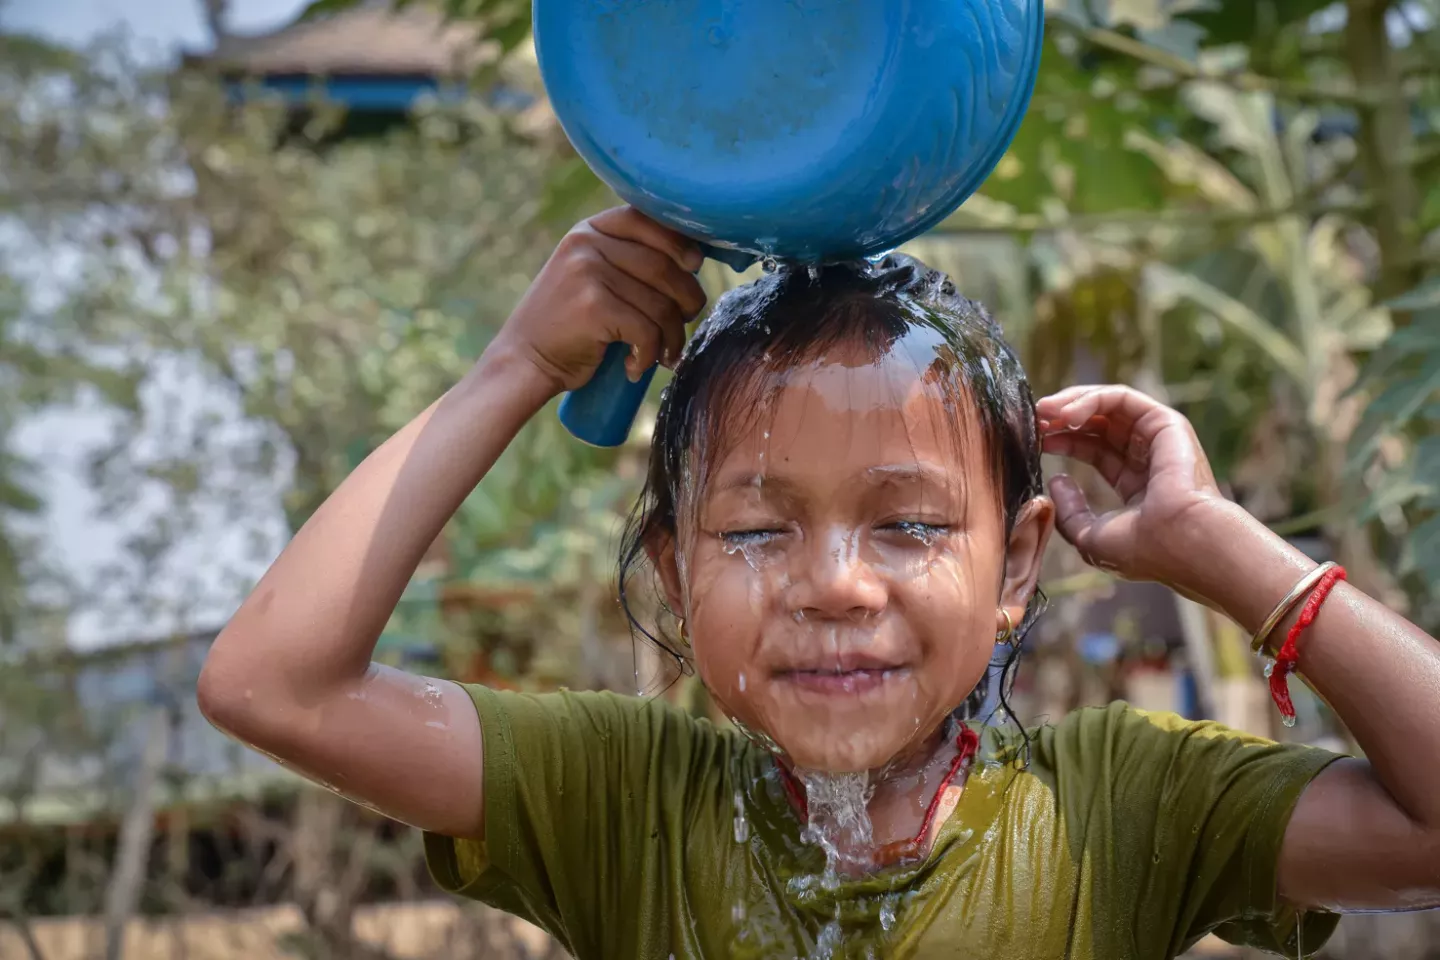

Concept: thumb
[[1048, 473, 1098, 551]]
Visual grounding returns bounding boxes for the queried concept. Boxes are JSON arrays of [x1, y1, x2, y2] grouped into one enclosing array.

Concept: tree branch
[[1050, 16, 1383, 107], [937, 198, 1372, 237], [0, 908, 48, 960], [200, 0, 231, 45]]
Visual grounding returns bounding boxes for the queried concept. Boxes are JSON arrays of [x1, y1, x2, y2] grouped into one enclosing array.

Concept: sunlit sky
[[2, 0, 306, 53], [4, 1, 310, 647]]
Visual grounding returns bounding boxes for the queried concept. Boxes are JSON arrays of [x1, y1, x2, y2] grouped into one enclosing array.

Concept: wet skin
[[651, 331, 1051, 778], [201, 207, 1440, 912]]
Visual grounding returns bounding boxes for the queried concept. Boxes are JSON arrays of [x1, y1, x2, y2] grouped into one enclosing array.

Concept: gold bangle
[[1250, 561, 1339, 655]]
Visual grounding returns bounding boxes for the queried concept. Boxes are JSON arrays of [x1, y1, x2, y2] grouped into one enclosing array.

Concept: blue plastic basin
[[534, 0, 1045, 264]]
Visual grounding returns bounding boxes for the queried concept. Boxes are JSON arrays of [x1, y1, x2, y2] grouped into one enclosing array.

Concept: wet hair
[[617, 253, 1046, 728]]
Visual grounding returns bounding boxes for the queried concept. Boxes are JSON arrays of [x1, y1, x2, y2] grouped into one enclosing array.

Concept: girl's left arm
[[1037, 384, 1440, 913]]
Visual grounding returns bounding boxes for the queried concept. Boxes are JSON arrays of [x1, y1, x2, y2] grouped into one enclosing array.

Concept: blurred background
[[0, 0, 1437, 957]]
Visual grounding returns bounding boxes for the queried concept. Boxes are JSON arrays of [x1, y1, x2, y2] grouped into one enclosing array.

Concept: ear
[[644, 526, 687, 618], [998, 497, 1054, 633]]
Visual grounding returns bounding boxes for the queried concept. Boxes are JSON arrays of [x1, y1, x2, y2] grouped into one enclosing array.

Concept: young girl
[[199, 207, 1440, 959]]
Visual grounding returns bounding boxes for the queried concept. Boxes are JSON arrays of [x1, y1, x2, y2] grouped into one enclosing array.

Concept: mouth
[[772, 653, 911, 696]]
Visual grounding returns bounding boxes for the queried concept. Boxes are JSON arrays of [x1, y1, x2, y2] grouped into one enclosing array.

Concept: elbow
[[197, 631, 271, 742], [196, 649, 244, 738]]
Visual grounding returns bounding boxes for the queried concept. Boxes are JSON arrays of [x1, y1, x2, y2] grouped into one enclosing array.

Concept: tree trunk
[[103, 706, 171, 960], [1345, 0, 1422, 306], [291, 789, 396, 960]]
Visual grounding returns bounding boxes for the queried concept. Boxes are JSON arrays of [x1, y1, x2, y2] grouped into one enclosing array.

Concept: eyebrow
[[861, 462, 958, 491], [709, 462, 960, 499]]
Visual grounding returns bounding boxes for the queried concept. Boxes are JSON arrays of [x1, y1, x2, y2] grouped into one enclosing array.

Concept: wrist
[[465, 335, 564, 413], [1166, 500, 1318, 634]]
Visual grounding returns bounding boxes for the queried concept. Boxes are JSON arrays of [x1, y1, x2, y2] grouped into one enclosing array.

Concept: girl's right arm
[[197, 208, 707, 840]]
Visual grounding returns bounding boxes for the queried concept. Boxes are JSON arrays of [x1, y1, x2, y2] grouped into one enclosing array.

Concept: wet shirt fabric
[[424, 687, 1344, 960]]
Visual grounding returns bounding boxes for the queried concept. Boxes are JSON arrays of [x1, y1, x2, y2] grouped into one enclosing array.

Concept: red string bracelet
[[777, 725, 980, 868], [1267, 565, 1346, 727]]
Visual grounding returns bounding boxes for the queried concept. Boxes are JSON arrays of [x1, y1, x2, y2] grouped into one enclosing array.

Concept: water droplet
[[733, 789, 750, 843], [738, 672, 747, 692], [761, 256, 778, 273], [894, 521, 939, 546], [763, 325, 772, 335], [807, 263, 822, 283], [1282, 714, 1298, 728], [810, 920, 844, 960], [731, 901, 746, 924], [879, 896, 898, 931], [797, 769, 875, 890], [1263, 659, 1276, 678]]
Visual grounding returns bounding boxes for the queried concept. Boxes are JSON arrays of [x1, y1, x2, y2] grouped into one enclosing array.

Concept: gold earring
[[676, 617, 691, 647], [995, 609, 1016, 646]]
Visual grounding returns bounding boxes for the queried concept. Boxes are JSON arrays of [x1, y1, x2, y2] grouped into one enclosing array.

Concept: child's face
[[654, 332, 1052, 773]]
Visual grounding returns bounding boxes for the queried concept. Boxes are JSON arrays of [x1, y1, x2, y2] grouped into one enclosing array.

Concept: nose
[[786, 527, 887, 622]]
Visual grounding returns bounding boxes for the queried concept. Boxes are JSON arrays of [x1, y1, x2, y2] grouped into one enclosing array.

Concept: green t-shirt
[[424, 687, 1343, 960]]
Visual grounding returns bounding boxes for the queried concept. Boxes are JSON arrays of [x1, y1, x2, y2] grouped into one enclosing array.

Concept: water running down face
[[625, 256, 1053, 775]]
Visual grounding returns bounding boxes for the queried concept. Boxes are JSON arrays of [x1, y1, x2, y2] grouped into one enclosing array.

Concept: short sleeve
[[1037, 702, 1346, 958], [422, 686, 731, 959]]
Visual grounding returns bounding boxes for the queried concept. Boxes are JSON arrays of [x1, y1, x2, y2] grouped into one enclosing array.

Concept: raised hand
[[495, 206, 708, 394], [1036, 385, 1228, 592]]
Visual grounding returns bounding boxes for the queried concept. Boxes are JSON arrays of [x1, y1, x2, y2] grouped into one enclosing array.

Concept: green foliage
[[1173, 0, 1337, 46], [978, 31, 1175, 216], [7, 0, 1440, 657], [302, 0, 534, 56], [1347, 307, 1440, 615]]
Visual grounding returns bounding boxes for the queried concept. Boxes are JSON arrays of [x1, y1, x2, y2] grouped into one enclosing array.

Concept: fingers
[[590, 232, 707, 319], [598, 266, 686, 367], [1042, 431, 1128, 489], [580, 210, 707, 371], [595, 291, 665, 382], [1039, 386, 1207, 487], [1048, 474, 1132, 572], [1036, 384, 1164, 433], [556, 218, 707, 372], [1048, 473, 1098, 550], [589, 206, 705, 273], [1037, 386, 1191, 463]]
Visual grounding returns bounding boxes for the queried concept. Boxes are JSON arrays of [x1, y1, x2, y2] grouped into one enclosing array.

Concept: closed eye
[[720, 529, 785, 548], [882, 521, 951, 544]]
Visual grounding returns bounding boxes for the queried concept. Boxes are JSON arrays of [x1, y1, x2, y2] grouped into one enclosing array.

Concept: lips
[[771, 648, 911, 697], [776, 668, 907, 695], [777, 649, 905, 674]]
